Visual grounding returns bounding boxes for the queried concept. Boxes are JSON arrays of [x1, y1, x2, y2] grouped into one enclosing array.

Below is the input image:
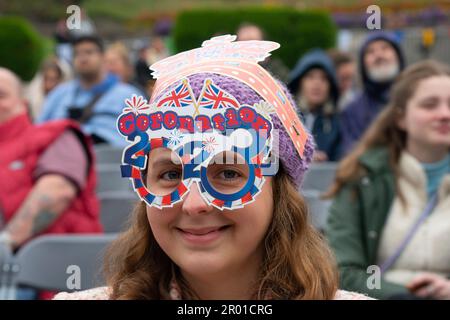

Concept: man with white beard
[[340, 31, 405, 154]]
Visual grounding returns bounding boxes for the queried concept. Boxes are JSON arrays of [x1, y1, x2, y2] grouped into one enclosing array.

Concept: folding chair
[[301, 162, 338, 192], [0, 241, 16, 300], [302, 189, 332, 232], [9, 234, 117, 295], [94, 146, 123, 164], [97, 164, 134, 193], [99, 191, 138, 233]]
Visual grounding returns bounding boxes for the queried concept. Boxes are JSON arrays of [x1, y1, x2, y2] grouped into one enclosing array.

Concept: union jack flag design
[[157, 80, 194, 108], [198, 79, 240, 109]]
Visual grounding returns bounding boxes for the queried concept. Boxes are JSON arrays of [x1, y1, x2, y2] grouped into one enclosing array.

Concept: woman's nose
[[181, 182, 214, 216], [441, 103, 450, 118]]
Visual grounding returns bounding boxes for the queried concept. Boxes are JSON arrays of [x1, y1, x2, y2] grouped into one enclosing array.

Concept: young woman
[[54, 36, 370, 300], [326, 60, 450, 299], [105, 42, 148, 99]]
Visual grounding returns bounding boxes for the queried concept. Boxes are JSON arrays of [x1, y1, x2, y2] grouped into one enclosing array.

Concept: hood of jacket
[[358, 31, 405, 102], [288, 48, 339, 105]]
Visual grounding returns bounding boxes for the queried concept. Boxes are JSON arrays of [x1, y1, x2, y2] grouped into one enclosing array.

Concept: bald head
[[236, 24, 264, 41], [0, 68, 27, 124]]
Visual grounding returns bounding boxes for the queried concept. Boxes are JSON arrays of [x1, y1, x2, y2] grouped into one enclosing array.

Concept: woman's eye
[[161, 170, 181, 180], [219, 169, 241, 180], [420, 99, 439, 109], [422, 103, 437, 109]]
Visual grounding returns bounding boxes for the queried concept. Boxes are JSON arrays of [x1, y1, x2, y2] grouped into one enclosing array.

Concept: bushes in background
[[0, 17, 47, 81], [173, 7, 337, 68]]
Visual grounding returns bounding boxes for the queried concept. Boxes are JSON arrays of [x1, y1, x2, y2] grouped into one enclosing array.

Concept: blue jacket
[[340, 32, 405, 154], [288, 49, 342, 161], [38, 73, 144, 147]]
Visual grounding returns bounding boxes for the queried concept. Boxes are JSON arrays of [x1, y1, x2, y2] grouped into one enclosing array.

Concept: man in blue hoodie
[[340, 31, 405, 154]]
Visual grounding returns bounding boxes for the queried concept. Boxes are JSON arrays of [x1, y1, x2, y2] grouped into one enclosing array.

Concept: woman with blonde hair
[[54, 36, 370, 300], [105, 42, 133, 83], [326, 60, 450, 299], [105, 41, 148, 99]]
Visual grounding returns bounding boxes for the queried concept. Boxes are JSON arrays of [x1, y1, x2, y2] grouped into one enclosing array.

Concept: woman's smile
[[175, 225, 232, 246]]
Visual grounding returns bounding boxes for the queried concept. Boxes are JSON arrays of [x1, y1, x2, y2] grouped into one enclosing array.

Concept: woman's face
[[299, 68, 330, 109], [43, 68, 62, 94], [399, 75, 450, 150], [146, 148, 274, 278], [105, 50, 130, 82]]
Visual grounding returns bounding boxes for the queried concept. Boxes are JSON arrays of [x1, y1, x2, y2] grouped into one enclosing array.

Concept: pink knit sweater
[[53, 287, 374, 300]]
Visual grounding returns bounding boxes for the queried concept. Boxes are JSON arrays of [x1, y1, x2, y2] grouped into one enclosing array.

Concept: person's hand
[[313, 150, 328, 162], [407, 272, 450, 300]]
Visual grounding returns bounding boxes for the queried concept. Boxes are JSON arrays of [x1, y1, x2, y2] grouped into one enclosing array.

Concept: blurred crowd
[[0, 18, 449, 300]]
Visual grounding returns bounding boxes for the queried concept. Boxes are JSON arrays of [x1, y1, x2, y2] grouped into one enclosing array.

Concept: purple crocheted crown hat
[[148, 36, 315, 189], [155, 72, 315, 189]]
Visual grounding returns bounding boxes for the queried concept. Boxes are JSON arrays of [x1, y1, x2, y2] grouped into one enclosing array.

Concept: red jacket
[[0, 113, 102, 235]]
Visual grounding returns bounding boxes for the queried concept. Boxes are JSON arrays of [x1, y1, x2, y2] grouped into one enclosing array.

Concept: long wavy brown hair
[[326, 60, 450, 198], [103, 165, 338, 300]]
